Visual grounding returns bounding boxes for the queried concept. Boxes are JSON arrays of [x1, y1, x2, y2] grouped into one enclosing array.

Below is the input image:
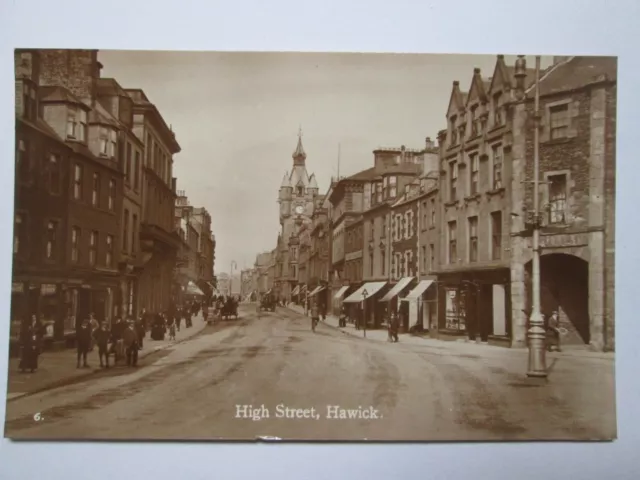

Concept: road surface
[[3, 306, 616, 441]]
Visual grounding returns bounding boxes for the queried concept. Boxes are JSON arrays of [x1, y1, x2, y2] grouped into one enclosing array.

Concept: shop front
[[343, 281, 388, 329], [401, 278, 437, 333], [436, 269, 511, 345], [378, 277, 415, 332], [9, 276, 118, 355]]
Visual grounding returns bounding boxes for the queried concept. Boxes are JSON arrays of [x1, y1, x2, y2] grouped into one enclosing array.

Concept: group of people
[[76, 314, 143, 369]]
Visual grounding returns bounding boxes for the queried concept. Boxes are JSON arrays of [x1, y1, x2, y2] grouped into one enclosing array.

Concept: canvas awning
[[291, 285, 301, 296], [343, 282, 387, 303], [184, 281, 205, 296], [300, 284, 307, 293], [402, 280, 435, 301], [378, 277, 414, 302], [334, 285, 349, 299], [308, 286, 325, 297]]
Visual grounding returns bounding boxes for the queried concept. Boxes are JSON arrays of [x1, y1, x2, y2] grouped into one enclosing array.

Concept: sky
[[98, 51, 552, 275]]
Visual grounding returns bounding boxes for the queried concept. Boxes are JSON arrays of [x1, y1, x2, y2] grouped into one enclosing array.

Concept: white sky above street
[[98, 51, 551, 275]]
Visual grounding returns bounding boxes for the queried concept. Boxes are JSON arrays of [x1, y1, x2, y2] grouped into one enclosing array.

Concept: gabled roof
[[526, 56, 616, 97], [346, 166, 377, 182], [446, 81, 466, 116], [89, 101, 119, 128], [39, 86, 86, 107], [465, 67, 490, 106], [290, 165, 309, 187]]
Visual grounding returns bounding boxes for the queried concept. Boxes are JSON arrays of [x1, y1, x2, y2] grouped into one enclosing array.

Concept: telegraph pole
[[527, 55, 548, 378]]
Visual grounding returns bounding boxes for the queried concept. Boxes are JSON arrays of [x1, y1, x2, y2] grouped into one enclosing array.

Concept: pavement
[[5, 313, 210, 401], [3, 304, 616, 441], [286, 304, 615, 361]]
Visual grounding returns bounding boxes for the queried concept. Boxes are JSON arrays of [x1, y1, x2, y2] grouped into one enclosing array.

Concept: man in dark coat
[[19, 315, 41, 373], [94, 322, 111, 368], [135, 316, 145, 350], [110, 317, 125, 364], [76, 318, 92, 368], [123, 321, 139, 367]]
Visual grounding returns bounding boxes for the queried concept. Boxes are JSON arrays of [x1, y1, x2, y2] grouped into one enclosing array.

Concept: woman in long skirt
[[19, 316, 41, 373]]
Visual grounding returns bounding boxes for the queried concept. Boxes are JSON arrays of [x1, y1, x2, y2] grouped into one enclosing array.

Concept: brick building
[[11, 49, 125, 347], [126, 88, 182, 314], [510, 56, 617, 352]]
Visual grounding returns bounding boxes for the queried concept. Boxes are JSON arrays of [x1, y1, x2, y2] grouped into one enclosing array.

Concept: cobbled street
[[3, 305, 616, 441]]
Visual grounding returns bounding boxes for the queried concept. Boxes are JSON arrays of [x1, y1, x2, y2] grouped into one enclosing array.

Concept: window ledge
[[485, 187, 506, 198], [464, 193, 482, 203], [542, 137, 572, 146], [444, 200, 459, 208]]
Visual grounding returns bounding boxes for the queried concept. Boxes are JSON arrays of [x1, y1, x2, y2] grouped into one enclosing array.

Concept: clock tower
[[276, 128, 320, 300]]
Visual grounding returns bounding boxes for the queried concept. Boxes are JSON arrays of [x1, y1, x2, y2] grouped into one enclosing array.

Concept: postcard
[[3, 50, 616, 441]]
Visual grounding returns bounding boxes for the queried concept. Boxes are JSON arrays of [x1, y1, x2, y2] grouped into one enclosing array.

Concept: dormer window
[[493, 92, 503, 127], [67, 108, 87, 142], [98, 127, 117, 158], [470, 105, 479, 137], [450, 115, 458, 144]]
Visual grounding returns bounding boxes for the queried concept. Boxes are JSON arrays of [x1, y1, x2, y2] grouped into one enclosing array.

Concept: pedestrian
[[339, 305, 347, 328], [169, 320, 176, 341], [76, 318, 92, 368], [19, 315, 41, 373], [135, 316, 145, 350], [310, 300, 320, 332], [88, 313, 99, 352], [547, 310, 562, 352], [94, 322, 111, 368], [110, 317, 125, 365], [389, 311, 400, 343], [123, 321, 139, 367]]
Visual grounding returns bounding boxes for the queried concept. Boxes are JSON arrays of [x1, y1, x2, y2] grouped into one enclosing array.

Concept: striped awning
[[334, 286, 349, 299], [308, 286, 325, 297], [343, 282, 387, 303], [291, 285, 301, 296], [379, 277, 414, 302]]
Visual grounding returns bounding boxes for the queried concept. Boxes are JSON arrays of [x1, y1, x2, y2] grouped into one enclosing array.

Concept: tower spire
[[292, 125, 306, 164]]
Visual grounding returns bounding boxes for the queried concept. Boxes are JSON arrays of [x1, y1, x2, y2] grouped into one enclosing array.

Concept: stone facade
[[510, 56, 617, 352]]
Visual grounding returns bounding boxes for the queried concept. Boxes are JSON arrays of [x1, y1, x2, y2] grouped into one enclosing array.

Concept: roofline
[[524, 56, 575, 96], [125, 88, 181, 154]]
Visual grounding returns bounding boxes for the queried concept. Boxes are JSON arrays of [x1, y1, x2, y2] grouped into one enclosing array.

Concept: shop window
[[445, 288, 466, 331]]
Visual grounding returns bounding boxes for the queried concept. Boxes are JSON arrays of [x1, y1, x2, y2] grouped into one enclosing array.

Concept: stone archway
[[525, 253, 590, 345]]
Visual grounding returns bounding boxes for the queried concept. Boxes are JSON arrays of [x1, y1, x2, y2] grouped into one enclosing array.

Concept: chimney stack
[[425, 136, 435, 150], [514, 55, 527, 99]]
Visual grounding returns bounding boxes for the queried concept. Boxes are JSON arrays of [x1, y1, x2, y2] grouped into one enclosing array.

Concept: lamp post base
[[527, 312, 548, 377]]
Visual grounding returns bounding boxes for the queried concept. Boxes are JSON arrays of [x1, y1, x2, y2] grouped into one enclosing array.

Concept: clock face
[[295, 205, 304, 215]]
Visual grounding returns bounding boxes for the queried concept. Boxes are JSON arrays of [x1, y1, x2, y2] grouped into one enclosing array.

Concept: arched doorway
[[525, 253, 590, 345]]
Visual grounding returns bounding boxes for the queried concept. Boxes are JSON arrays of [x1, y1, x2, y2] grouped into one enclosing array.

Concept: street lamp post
[[362, 288, 368, 338], [230, 260, 237, 297], [527, 55, 548, 378]]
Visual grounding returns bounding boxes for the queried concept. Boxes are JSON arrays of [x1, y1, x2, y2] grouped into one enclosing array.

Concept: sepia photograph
[[3, 49, 616, 441]]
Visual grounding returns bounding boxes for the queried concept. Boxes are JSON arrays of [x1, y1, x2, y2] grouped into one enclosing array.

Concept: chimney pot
[[497, 54, 504, 60], [453, 80, 459, 86], [474, 67, 481, 74]]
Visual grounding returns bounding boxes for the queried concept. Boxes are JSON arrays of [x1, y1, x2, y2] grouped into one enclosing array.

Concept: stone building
[[307, 194, 331, 311], [436, 56, 537, 344], [275, 132, 320, 301], [328, 168, 376, 314], [95, 77, 144, 319], [510, 56, 617, 352], [11, 49, 125, 348], [126, 88, 182, 314]]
